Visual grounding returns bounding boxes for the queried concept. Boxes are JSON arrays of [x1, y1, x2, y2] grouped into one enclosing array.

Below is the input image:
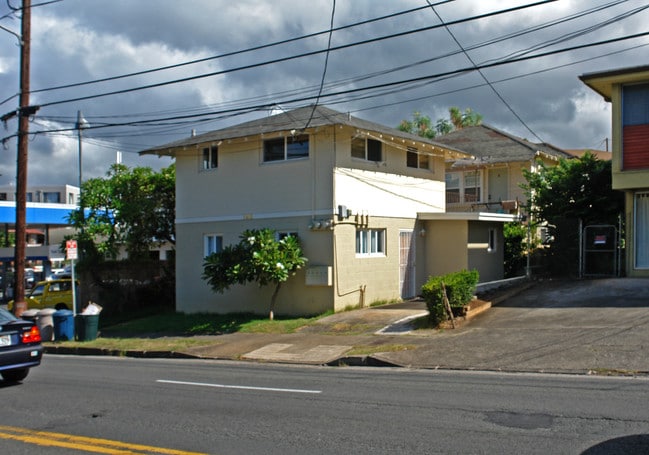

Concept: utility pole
[[13, 0, 32, 317]]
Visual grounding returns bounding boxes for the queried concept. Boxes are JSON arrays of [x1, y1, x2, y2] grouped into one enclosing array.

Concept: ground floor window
[[356, 229, 385, 256], [488, 228, 497, 253], [635, 192, 649, 268], [204, 234, 223, 257]]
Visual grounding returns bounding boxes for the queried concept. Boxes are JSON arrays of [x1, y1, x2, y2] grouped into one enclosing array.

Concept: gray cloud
[[1, 0, 646, 186]]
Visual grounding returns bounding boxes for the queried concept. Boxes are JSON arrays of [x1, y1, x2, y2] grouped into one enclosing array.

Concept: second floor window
[[352, 137, 382, 162], [263, 134, 309, 162], [202, 146, 218, 170], [446, 171, 482, 204], [406, 147, 429, 170]]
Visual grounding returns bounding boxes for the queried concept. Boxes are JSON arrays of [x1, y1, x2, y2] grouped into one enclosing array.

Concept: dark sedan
[[0, 308, 43, 382]]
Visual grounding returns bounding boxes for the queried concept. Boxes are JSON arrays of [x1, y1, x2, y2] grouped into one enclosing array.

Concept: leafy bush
[[421, 269, 479, 324]]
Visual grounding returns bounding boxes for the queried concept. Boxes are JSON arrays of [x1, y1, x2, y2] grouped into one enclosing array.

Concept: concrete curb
[[44, 345, 201, 359]]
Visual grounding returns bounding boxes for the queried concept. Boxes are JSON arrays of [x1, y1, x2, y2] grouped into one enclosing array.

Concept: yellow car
[[8, 279, 78, 312]]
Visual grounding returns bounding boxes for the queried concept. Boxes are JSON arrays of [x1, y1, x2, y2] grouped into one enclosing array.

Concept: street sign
[[66, 240, 78, 260]]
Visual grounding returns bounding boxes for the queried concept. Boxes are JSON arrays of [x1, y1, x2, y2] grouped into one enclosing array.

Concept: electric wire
[[31, 0, 557, 109], [427, 1, 545, 142], [29, 0, 631, 125], [304, 0, 336, 129], [27, 0, 454, 96], [14, 25, 648, 150]]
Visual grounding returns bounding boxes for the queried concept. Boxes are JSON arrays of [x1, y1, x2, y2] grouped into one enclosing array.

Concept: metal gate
[[399, 230, 416, 299], [580, 223, 621, 277]]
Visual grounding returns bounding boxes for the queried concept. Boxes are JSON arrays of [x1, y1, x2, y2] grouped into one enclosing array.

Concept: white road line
[[156, 379, 322, 394]]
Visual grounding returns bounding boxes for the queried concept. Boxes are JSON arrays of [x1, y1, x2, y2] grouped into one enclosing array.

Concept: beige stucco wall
[[467, 220, 504, 282], [424, 220, 468, 278], [422, 219, 505, 283], [330, 216, 423, 310], [176, 216, 335, 316], [175, 130, 335, 222]]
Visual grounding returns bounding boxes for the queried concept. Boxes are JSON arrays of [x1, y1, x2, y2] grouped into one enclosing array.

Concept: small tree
[[202, 229, 307, 320], [68, 163, 176, 262], [522, 152, 624, 275]]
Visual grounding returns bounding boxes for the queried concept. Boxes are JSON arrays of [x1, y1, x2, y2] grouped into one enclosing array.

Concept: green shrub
[[421, 269, 479, 324]]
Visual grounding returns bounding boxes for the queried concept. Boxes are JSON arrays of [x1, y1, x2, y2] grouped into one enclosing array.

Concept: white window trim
[[634, 191, 649, 269], [203, 233, 223, 257], [446, 170, 483, 203], [356, 228, 386, 257]]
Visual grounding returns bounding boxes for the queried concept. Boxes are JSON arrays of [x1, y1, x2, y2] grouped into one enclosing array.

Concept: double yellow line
[[0, 425, 209, 454]]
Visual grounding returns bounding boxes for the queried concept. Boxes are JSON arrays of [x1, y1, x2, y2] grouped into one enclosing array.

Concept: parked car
[[0, 307, 43, 382], [8, 279, 78, 311]]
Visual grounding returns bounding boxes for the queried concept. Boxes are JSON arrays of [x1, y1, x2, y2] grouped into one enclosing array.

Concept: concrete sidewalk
[[46, 278, 649, 375]]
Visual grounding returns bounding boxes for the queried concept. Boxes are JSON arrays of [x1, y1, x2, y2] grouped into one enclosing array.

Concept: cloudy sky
[[0, 0, 647, 186]]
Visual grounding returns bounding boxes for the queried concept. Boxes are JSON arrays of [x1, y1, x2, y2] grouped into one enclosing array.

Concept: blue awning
[[0, 203, 77, 225]]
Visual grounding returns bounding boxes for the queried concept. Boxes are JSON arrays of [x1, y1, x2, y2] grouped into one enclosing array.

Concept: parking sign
[[66, 240, 78, 260]]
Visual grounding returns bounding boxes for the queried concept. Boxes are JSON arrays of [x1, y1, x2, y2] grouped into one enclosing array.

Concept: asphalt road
[[2, 355, 649, 454]]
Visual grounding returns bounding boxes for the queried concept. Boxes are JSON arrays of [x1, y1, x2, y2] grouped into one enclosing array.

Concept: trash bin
[[53, 309, 74, 341], [75, 314, 99, 341], [37, 308, 56, 341], [20, 309, 39, 323]]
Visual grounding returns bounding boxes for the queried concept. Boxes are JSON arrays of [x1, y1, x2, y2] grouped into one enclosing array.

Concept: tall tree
[[398, 111, 436, 139], [203, 229, 307, 320], [68, 163, 175, 262], [449, 107, 483, 129], [398, 107, 482, 138]]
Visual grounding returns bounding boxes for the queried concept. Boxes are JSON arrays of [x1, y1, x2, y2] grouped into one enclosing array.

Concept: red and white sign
[[66, 240, 78, 260]]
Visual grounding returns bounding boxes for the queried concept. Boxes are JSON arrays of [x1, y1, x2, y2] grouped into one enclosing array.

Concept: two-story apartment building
[[433, 124, 572, 215], [580, 65, 649, 277], [143, 105, 517, 316]]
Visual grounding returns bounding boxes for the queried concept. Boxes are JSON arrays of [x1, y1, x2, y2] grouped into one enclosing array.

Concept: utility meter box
[[305, 266, 333, 286]]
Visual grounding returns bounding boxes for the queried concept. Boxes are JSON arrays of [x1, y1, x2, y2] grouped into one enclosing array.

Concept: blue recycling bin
[[53, 309, 74, 341]]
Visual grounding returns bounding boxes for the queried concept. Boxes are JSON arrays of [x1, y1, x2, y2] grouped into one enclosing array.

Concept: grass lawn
[[44, 311, 332, 353], [98, 311, 331, 336]]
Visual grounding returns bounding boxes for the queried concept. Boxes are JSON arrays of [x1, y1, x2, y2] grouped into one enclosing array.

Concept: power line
[[27, 0, 454, 96], [304, 0, 336, 129], [32, 1, 557, 109], [16, 29, 649, 142], [35, 0, 632, 126], [28, 0, 630, 126], [427, 1, 545, 142]]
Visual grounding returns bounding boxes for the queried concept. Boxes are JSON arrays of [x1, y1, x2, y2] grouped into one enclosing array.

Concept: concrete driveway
[[376, 278, 649, 374]]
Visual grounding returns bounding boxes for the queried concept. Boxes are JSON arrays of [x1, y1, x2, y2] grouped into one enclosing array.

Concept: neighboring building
[[142, 105, 517, 316], [0, 184, 80, 205], [564, 149, 612, 161], [0, 185, 80, 260], [433, 124, 572, 214], [580, 65, 649, 278]]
